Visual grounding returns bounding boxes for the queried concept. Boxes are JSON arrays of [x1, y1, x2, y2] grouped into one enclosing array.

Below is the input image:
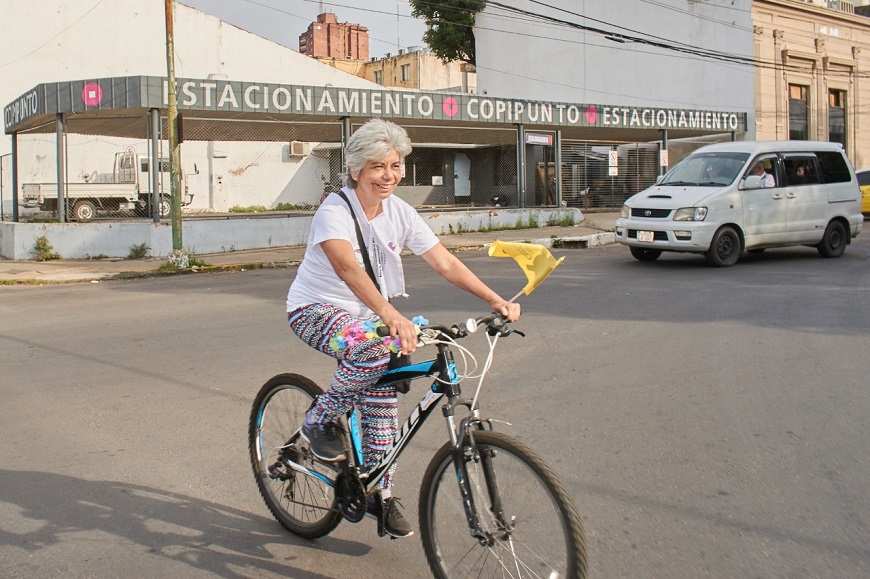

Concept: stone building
[[753, 0, 870, 167]]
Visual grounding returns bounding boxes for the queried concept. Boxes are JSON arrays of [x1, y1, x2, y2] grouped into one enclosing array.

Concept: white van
[[614, 141, 863, 266]]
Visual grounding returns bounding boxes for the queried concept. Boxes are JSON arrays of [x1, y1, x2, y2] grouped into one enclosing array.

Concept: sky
[[178, 0, 429, 58]]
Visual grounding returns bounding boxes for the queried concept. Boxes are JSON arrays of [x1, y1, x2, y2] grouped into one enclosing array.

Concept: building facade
[[363, 48, 477, 93], [474, 0, 756, 137], [753, 0, 870, 167], [298, 13, 369, 61]]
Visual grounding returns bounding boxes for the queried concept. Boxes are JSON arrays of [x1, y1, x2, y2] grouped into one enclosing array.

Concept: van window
[[782, 156, 819, 186], [816, 151, 851, 183], [660, 151, 749, 186], [744, 154, 779, 188]]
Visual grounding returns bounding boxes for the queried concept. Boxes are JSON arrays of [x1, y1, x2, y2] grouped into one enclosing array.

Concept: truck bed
[[22, 182, 139, 202]]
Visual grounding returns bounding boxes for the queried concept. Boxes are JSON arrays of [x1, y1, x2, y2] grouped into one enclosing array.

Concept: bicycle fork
[[447, 410, 513, 545]]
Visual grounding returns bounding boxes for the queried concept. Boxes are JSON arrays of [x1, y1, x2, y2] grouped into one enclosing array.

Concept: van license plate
[[637, 230, 655, 242]]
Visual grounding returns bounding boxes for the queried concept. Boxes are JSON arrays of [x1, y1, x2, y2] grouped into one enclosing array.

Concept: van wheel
[[816, 220, 847, 258], [72, 200, 96, 222], [705, 226, 741, 267], [630, 247, 662, 262]]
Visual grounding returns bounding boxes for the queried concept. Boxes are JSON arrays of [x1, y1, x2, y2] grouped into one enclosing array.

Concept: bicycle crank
[[335, 469, 367, 522]]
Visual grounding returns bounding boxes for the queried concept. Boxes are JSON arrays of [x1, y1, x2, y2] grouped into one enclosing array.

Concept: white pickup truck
[[22, 150, 193, 221]]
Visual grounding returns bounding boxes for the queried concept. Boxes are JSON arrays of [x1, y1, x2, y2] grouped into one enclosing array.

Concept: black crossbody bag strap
[[337, 190, 380, 292], [336, 192, 412, 392]]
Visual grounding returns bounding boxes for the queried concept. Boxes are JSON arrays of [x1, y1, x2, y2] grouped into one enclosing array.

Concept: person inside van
[[749, 160, 776, 188], [794, 165, 807, 185]]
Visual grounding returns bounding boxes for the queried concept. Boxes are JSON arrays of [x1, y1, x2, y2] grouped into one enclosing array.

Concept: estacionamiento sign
[[4, 76, 747, 134]]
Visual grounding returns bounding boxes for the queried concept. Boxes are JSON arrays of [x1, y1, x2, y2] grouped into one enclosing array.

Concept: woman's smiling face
[[353, 148, 402, 204]]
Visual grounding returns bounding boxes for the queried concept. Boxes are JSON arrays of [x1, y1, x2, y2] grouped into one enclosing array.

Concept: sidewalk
[[0, 212, 619, 284]]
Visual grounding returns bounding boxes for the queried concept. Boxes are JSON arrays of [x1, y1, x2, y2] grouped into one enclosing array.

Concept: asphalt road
[[2, 238, 869, 578]]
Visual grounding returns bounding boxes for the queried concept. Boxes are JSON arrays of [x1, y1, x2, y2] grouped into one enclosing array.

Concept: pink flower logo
[[585, 106, 597, 124], [82, 83, 103, 107], [442, 97, 459, 117]]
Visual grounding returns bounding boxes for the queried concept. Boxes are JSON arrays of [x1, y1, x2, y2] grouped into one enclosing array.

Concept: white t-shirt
[[286, 188, 439, 319]]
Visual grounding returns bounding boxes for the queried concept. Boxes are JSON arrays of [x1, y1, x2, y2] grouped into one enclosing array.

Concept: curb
[[528, 231, 617, 249], [0, 232, 617, 284]]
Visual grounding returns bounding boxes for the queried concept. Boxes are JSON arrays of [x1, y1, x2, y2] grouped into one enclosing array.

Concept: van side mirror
[[741, 175, 763, 190]]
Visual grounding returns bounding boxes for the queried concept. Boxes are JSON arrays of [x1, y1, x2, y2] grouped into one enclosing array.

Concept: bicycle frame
[[281, 325, 506, 542]]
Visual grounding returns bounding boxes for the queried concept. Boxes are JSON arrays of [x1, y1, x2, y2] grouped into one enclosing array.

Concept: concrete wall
[[0, 208, 581, 260], [475, 0, 756, 136]]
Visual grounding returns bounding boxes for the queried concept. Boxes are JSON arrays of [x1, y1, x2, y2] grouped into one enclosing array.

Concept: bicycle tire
[[248, 373, 342, 539], [419, 430, 588, 578]]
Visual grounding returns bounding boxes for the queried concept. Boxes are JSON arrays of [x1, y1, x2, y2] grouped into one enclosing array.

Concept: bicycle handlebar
[[375, 313, 520, 341]]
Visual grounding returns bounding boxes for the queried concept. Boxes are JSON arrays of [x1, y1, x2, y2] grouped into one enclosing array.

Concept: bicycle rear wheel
[[419, 430, 587, 578], [248, 373, 342, 539]]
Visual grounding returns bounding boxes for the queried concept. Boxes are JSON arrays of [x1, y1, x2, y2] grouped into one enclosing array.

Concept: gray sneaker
[[300, 421, 346, 462], [367, 496, 414, 538]]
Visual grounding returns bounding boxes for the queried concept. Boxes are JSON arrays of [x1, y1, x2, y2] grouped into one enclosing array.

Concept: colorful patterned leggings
[[288, 303, 397, 490]]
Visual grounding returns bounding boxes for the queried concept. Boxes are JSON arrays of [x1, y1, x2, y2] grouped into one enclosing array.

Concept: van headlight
[[620, 205, 630, 218], [673, 207, 707, 221]]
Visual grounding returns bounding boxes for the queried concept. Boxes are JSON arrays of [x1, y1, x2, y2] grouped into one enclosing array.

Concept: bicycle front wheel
[[419, 430, 587, 578], [248, 373, 342, 539]]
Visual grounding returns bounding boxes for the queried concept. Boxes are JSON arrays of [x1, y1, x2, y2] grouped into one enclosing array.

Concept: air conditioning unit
[[289, 141, 306, 157]]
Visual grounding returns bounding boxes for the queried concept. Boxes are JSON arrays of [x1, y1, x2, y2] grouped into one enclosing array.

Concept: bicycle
[[248, 312, 588, 578]]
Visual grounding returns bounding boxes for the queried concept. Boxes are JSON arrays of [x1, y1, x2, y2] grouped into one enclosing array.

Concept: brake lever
[[485, 317, 524, 338]]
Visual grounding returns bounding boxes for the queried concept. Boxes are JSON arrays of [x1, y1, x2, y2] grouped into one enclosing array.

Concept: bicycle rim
[[248, 373, 341, 539], [420, 430, 587, 578]]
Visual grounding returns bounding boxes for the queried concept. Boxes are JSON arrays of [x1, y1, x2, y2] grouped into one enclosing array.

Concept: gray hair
[[341, 118, 412, 188]]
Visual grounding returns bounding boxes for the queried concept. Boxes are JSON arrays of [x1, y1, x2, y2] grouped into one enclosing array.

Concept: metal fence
[[6, 116, 732, 222]]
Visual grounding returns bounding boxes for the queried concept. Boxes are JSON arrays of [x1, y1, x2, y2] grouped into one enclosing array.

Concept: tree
[[410, 0, 486, 66]]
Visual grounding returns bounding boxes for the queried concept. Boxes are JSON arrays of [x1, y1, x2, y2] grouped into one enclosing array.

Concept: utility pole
[[165, 0, 183, 252]]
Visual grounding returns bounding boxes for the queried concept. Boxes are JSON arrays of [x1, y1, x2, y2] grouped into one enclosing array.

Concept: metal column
[[150, 108, 161, 222], [515, 124, 525, 208], [56, 114, 65, 223], [341, 116, 352, 172], [660, 129, 668, 177], [10, 134, 18, 222], [554, 130, 562, 207]]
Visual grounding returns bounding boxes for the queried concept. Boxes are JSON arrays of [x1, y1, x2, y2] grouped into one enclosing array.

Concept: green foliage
[[410, 0, 485, 65], [229, 205, 270, 213], [275, 202, 316, 211], [128, 242, 150, 259], [553, 213, 576, 227], [32, 236, 61, 261]]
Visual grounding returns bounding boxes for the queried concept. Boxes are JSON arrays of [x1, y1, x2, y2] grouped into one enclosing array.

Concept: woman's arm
[[421, 243, 521, 322], [321, 239, 419, 353]]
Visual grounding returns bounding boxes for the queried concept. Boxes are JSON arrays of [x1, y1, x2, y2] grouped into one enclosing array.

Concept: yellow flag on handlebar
[[488, 240, 565, 295]]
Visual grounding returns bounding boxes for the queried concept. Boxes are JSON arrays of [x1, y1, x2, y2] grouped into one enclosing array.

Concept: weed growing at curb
[[33, 236, 61, 261], [128, 243, 150, 259]]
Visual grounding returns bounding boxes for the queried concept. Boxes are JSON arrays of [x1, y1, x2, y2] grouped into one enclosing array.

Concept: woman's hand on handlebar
[[489, 300, 521, 323], [384, 314, 418, 355]]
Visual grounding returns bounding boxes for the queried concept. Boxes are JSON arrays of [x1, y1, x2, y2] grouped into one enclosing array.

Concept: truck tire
[[73, 200, 97, 221], [158, 195, 171, 219]]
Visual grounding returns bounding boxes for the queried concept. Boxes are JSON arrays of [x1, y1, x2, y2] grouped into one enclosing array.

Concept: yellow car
[[858, 169, 870, 216]]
